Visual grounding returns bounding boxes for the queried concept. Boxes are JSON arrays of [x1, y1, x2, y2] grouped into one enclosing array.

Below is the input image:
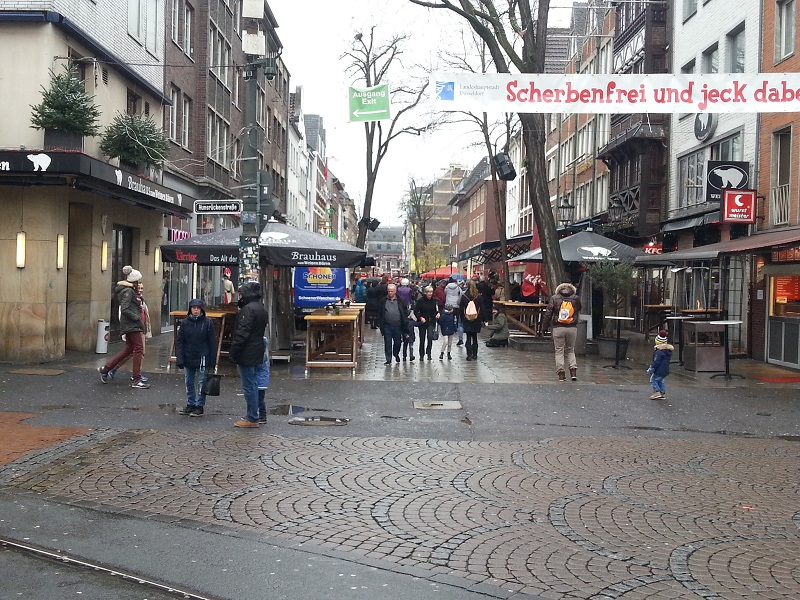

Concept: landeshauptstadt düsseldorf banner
[[430, 73, 800, 114]]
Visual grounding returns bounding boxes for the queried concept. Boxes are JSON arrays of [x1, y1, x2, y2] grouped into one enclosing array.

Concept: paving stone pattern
[[2, 431, 798, 599]]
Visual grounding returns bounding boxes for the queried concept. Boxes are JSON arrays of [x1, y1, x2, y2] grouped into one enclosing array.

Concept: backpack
[[465, 298, 479, 321], [557, 299, 575, 325]]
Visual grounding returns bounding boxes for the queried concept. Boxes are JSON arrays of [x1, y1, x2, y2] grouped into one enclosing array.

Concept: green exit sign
[[348, 84, 390, 122]]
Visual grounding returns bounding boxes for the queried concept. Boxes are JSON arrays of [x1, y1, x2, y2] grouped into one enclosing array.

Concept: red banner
[[722, 189, 756, 223]]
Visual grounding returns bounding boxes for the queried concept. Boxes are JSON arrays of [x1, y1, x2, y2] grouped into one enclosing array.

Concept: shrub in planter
[[100, 113, 170, 170], [30, 64, 101, 138], [588, 258, 637, 339]]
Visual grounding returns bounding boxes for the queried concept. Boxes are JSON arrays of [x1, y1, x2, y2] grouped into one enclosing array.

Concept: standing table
[[493, 301, 548, 336], [304, 312, 360, 371], [709, 320, 745, 380], [603, 316, 634, 369], [665, 315, 692, 366]]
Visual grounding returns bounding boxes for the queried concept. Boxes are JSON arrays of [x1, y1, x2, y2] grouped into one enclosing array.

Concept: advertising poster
[[293, 267, 346, 310]]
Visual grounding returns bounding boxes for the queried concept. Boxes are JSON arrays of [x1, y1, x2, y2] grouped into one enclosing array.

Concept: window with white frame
[[128, 0, 143, 39], [181, 96, 191, 147], [711, 133, 742, 161], [171, 0, 180, 42], [207, 110, 229, 166], [146, 0, 158, 53], [771, 128, 791, 225], [684, 0, 698, 20], [183, 3, 194, 56], [169, 88, 178, 141], [776, 0, 795, 61], [678, 148, 706, 208], [727, 25, 745, 73]]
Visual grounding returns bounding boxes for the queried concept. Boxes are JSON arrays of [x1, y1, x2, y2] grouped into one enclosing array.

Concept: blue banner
[[293, 267, 346, 308]]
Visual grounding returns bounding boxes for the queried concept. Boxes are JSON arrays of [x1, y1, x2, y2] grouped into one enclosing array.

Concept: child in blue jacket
[[647, 330, 673, 400]]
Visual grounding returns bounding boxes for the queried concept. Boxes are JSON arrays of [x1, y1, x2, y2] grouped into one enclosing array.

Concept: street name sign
[[194, 200, 242, 214], [349, 84, 390, 122]]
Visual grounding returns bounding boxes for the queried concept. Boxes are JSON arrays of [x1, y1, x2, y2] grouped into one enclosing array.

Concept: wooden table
[[169, 308, 236, 367], [311, 305, 365, 348], [643, 305, 673, 340], [304, 312, 360, 370], [494, 301, 548, 336]]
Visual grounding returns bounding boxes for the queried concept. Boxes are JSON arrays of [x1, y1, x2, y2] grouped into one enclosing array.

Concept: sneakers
[[234, 419, 259, 428], [456, 340, 464, 346], [257, 415, 267, 424], [129, 374, 149, 383], [178, 405, 193, 416], [570, 367, 577, 381], [558, 370, 566, 382], [130, 379, 151, 389], [439, 352, 444, 360], [98, 367, 109, 384], [189, 407, 204, 417], [650, 391, 666, 400]]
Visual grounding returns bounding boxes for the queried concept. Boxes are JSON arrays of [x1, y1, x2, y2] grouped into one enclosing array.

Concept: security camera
[[265, 66, 277, 81]]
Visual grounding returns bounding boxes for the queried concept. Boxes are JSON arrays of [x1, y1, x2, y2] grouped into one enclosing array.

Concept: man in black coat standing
[[229, 281, 268, 427], [377, 283, 408, 365]]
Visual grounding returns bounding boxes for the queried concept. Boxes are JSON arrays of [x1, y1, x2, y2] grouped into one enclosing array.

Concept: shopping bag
[[429, 327, 439, 341], [201, 369, 222, 396]]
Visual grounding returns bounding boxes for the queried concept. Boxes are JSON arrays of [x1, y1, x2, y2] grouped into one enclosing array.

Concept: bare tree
[[400, 177, 434, 268], [406, 0, 566, 289], [344, 27, 442, 249]]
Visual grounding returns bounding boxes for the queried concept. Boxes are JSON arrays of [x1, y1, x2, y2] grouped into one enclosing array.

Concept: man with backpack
[[543, 282, 582, 382]]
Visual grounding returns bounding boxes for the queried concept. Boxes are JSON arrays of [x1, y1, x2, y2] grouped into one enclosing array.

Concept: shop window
[[770, 275, 800, 316]]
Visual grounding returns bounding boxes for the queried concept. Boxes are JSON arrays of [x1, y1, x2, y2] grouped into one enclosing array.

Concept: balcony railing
[[770, 183, 790, 226]]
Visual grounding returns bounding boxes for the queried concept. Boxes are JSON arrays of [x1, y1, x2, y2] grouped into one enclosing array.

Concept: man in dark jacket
[[377, 283, 408, 365], [543, 282, 582, 382], [175, 299, 218, 417], [229, 281, 268, 427], [98, 265, 150, 389]]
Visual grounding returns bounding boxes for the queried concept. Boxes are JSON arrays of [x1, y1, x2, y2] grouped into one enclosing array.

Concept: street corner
[[0, 412, 91, 467]]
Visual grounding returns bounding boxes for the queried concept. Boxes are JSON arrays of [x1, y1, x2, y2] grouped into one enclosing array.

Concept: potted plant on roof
[[30, 64, 101, 151], [99, 112, 170, 174], [588, 258, 637, 360]]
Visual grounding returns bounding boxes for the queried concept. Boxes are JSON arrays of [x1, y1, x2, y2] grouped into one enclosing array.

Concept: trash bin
[[96, 319, 110, 354]]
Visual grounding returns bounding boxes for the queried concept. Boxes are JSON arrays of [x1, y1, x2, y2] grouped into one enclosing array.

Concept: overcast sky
[[268, 0, 576, 226]]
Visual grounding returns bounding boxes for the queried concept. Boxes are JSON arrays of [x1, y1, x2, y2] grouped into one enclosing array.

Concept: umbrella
[[511, 231, 644, 263], [160, 227, 242, 266], [449, 273, 466, 282], [259, 221, 366, 268]]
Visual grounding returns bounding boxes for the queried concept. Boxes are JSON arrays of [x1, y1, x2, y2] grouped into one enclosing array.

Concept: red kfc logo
[[722, 189, 756, 223]]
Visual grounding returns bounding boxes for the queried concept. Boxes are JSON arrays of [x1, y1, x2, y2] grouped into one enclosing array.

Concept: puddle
[[269, 404, 334, 415], [288, 416, 349, 426], [381, 415, 410, 421]]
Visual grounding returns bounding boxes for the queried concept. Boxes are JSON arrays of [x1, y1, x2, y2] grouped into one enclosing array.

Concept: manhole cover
[[10, 368, 65, 376], [413, 401, 462, 410], [288, 416, 349, 426]]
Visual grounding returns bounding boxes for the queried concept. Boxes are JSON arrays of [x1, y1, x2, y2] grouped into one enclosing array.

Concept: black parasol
[[259, 221, 366, 267]]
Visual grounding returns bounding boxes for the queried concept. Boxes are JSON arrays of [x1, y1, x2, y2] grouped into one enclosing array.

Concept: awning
[[512, 230, 644, 262], [636, 227, 800, 264], [457, 232, 533, 264], [761, 264, 800, 276], [259, 221, 366, 268], [160, 227, 241, 265], [661, 210, 719, 233]]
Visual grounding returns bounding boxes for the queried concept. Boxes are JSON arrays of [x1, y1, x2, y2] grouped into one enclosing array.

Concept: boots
[[410, 353, 415, 362], [447, 352, 452, 360], [558, 370, 566, 381], [439, 352, 444, 360], [570, 367, 577, 381]]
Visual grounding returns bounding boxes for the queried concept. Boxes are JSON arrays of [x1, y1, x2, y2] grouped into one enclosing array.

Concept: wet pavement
[[0, 328, 798, 599]]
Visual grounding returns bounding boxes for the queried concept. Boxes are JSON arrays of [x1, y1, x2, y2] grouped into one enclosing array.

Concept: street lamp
[[608, 200, 624, 223], [557, 200, 575, 225]]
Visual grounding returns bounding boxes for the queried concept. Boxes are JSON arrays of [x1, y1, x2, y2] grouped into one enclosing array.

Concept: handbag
[[201, 365, 222, 396], [429, 326, 439, 341]]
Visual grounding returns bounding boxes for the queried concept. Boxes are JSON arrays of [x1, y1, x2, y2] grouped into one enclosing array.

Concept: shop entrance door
[[110, 225, 134, 341]]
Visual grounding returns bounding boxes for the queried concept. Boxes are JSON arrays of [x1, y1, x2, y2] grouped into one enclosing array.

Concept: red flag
[[323, 158, 328, 181]]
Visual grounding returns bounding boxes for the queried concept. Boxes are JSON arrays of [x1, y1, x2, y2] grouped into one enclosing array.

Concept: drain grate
[[413, 400, 462, 410], [288, 416, 349, 426]]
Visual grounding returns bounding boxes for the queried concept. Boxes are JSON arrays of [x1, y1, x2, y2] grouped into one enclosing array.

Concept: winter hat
[[123, 265, 142, 283], [188, 298, 204, 308], [400, 278, 410, 286], [655, 330, 669, 344]]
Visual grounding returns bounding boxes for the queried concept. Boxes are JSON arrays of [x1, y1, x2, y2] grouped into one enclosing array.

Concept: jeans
[[552, 326, 577, 373], [237, 364, 260, 423], [382, 324, 402, 361], [103, 331, 144, 380], [257, 390, 267, 421], [457, 319, 464, 342], [184, 366, 207, 408], [650, 373, 666, 394]]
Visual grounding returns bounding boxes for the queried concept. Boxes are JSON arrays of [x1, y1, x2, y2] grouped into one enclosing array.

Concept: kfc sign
[[643, 243, 663, 255], [722, 189, 757, 224]]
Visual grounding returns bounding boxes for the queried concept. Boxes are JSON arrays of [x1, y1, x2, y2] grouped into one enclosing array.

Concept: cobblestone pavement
[[2, 429, 798, 599]]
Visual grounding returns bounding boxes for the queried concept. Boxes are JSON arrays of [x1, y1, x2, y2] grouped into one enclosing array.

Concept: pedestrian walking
[[459, 281, 486, 361], [396, 278, 414, 306], [433, 279, 447, 310], [98, 266, 150, 389], [401, 305, 416, 361], [438, 306, 457, 360], [647, 330, 673, 400], [414, 285, 439, 361], [222, 269, 236, 304], [543, 282, 582, 381], [485, 305, 509, 347], [354, 278, 368, 303], [107, 279, 151, 383], [377, 283, 408, 365], [229, 281, 268, 428], [365, 280, 381, 329], [175, 299, 218, 417]]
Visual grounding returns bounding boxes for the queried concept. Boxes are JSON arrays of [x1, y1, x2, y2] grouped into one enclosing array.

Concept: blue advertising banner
[[293, 267, 347, 309]]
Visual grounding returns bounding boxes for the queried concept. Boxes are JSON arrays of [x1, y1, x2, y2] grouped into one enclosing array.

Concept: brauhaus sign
[[430, 73, 800, 114]]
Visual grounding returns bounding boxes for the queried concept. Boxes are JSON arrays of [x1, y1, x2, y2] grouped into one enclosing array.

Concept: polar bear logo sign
[[578, 246, 612, 257], [27, 153, 52, 172], [708, 165, 748, 190]]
